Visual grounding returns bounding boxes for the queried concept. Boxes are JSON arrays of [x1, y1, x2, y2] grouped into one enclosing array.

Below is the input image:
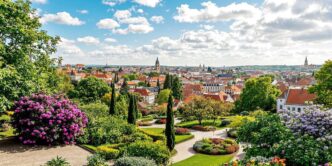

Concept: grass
[[172, 154, 234, 166], [140, 128, 194, 144], [0, 128, 15, 140]]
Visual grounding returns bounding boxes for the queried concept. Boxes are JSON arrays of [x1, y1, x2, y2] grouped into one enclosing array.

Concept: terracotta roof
[[134, 88, 151, 96], [225, 85, 241, 92], [183, 84, 203, 99], [277, 82, 288, 93], [286, 89, 316, 105], [295, 77, 314, 86], [203, 92, 227, 102], [93, 73, 112, 79], [127, 81, 137, 85]]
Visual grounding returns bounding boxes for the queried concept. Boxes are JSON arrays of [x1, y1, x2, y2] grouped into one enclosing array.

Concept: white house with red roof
[[133, 88, 155, 104], [277, 88, 316, 112]]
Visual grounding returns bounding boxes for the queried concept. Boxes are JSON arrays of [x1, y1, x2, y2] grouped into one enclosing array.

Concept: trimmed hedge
[[138, 128, 165, 141], [96, 145, 120, 159]]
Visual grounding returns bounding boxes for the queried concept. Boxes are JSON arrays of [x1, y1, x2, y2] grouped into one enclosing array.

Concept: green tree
[[234, 77, 281, 113], [163, 74, 172, 89], [309, 60, 332, 108], [157, 89, 172, 104], [69, 77, 111, 102], [0, 0, 60, 113], [210, 101, 233, 124], [127, 94, 136, 124], [120, 78, 129, 95], [165, 94, 175, 151], [109, 83, 116, 115], [116, 94, 128, 118], [171, 76, 183, 100], [183, 96, 213, 125]]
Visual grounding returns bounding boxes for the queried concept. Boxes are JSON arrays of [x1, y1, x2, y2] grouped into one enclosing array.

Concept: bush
[[155, 118, 166, 124], [79, 102, 109, 121], [227, 128, 238, 138], [87, 154, 108, 166], [122, 132, 153, 143], [125, 141, 170, 165], [175, 128, 190, 135], [12, 94, 88, 145], [96, 145, 120, 159], [225, 156, 286, 166], [193, 138, 239, 155], [192, 125, 216, 131], [220, 119, 231, 127], [114, 157, 157, 166], [137, 121, 153, 126], [140, 115, 154, 122], [138, 128, 165, 142], [45, 156, 70, 166], [228, 116, 254, 129]]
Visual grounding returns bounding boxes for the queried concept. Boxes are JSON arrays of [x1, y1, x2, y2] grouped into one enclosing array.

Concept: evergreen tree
[[133, 95, 139, 119], [157, 79, 161, 93], [164, 74, 172, 89], [120, 78, 129, 95], [172, 76, 183, 100], [114, 72, 119, 83], [127, 94, 136, 124], [147, 81, 151, 87], [109, 83, 116, 115], [165, 94, 175, 151]]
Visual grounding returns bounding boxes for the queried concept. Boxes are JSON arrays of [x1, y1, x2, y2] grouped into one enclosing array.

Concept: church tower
[[155, 57, 160, 73], [304, 56, 308, 66]]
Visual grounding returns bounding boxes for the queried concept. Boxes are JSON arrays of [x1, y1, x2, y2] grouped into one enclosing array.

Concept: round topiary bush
[[114, 156, 157, 166], [193, 138, 239, 155], [12, 94, 88, 145]]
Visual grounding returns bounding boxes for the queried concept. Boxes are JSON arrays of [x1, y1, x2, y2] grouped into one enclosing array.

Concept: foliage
[[234, 77, 281, 113], [12, 94, 88, 145], [45, 156, 70, 166], [227, 116, 255, 129], [0, 0, 60, 113], [157, 89, 172, 104], [163, 74, 172, 90], [172, 154, 234, 166], [183, 96, 213, 125], [192, 125, 216, 131], [123, 73, 138, 81], [87, 154, 108, 166], [309, 60, 332, 108], [69, 77, 111, 103], [175, 128, 190, 135], [116, 95, 129, 118], [96, 145, 120, 159], [114, 157, 157, 166], [279, 107, 332, 140], [226, 128, 238, 138], [165, 94, 175, 151], [210, 101, 233, 124], [171, 76, 183, 100], [110, 83, 116, 115], [120, 78, 129, 95], [55, 70, 74, 95], [220, 119, 231, 127], [248, 109, 268, 117], [226, 156, 286, 166], [127, 94, 137, 125], [237, 114, 292, 158], [79, 102, 109, 123], [125, 141, 170, 165], [138, 128, 165, 142], [193, 138, 239, 155]]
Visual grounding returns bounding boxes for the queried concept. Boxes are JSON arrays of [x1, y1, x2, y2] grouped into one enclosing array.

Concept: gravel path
[[0, 139, 92, 166]]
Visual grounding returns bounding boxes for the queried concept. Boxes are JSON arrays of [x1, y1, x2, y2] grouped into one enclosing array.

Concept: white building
[[203, 83, 224, 93], [277, 88, 316, 112]]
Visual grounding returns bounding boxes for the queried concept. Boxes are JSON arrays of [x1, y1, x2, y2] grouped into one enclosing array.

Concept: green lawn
[[140, 128, 194, 144], [176, 119, 223, 129], [172, 154, 234, 166]]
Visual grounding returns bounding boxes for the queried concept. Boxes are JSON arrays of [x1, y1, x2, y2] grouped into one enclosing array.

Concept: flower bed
[[193, 138, 239, 155], [192, 125, 216, 131], [175, 128, 190, 135], [225, 156, 286, 166], [155, 118, 166, 124], [11, 94, 88, 145]]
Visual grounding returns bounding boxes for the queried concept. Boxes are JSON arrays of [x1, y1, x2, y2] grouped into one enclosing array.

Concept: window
[[287, 107, 290, 110], [298, 108, 301, 112], [280, 105, 283, 109], [292, 107, 295, 111]]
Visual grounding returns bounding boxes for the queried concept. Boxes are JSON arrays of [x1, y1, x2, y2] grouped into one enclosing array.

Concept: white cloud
[[78, 10, 89, 14], [40, 12, 85, 26], [150, 16, 164, 24], [133, 0, 161, 8], [104, 37, 117, 43], [200, 24, 214, 30], [57, 38, 84, 56], [102, 0, 126, 6], [97, 18, 120, 30], [114, 10, 131, 20], [77, 36, 100, 45], [30, 0, 47, 4], [174, 1, 261, 23], [137, 9, 144, 14]]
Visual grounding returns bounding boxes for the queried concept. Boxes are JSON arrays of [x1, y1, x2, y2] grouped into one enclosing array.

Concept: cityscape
[[0, 0, 332, 166]]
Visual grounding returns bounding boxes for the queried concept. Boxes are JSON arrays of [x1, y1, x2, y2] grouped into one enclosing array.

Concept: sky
[[31, 0, 332, 66]]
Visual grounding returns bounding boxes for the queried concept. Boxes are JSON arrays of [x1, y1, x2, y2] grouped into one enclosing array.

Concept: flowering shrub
[[192, 125, 216, 131], [193, 138, 239, 155], [225, 156, 286, 166], [175, 128, 190, 135], [155, 118, 166, 124], [12, 94, 88, 145], [279, 107, 332, 140]]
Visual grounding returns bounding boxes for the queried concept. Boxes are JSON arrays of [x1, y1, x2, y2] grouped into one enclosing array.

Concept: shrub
[[155, 118, 166, 124], [138, 129, 165, 142], [225, 157, 286, 166], [137, 121, 153, 126], [125, 141, 170, 165], [79, 102, 108, 121], [175, 128, 190, 135], [192, 125, 216, 131], [193, 138, 239, 155], [140, 115, 154, 122], [12, 94, 88, 145], [45, 156, 70, 166], [87, 154, 108, 166], [123, 132, 153, 143], [96, 145, 120, 159], [228, 116, 254, 129], [220, 119, 231, 127], [227, 128, 238, 138], [114, 157, 157, 166]]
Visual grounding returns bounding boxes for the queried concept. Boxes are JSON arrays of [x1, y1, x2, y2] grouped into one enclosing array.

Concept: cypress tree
[[120, 78, 129, 95], [165, 94, 175, 151], [164, 74, 172, 89], [127, 94, 136, 124], [109, 83, 116, 115], [157, 79, 161, 93], [172, 76, 183, 100], [133, 95, 139, 119]]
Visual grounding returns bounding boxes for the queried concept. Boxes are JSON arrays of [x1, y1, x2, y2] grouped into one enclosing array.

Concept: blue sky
[[31, 0, 332, 66]]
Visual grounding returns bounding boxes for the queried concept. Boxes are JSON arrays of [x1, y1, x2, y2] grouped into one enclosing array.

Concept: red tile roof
[[203, 91, 227, 102], [134, 88, 151, 96], [286, 89, 316, 105]]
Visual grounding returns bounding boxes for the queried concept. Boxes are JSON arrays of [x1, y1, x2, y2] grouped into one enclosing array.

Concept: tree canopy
[[157, 89, 172, 104]]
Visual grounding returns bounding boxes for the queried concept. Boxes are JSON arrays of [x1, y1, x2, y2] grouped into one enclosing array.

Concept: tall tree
[[172, 76, 183, 100], [234, 77, 281, 113], [164, 74, 172, 89], [127, 94, 136, 124], [183, 96, 213, 125], [165, 94, 175, 151], [0, 0, 60, 113], [109, 83, 116, 115], [157, 89, 172, 104], [157, 79, 161, 93], [120, 78, 129, 95], [309, 60, 332, 108], [114, 72, 119, 83]]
